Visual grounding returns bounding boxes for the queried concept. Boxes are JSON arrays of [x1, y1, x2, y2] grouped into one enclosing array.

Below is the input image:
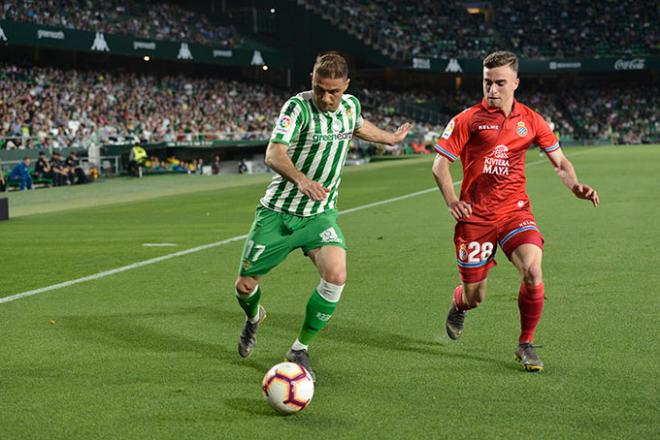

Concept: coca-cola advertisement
[[614, 59, 646, 70]]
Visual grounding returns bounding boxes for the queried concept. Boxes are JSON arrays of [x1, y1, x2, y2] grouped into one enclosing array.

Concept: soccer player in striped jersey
[[234, 52, 411, 380], [432, 51, 599, 372]]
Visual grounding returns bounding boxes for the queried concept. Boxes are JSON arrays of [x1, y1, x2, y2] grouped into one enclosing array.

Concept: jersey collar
[[480, 97, 521, 116]]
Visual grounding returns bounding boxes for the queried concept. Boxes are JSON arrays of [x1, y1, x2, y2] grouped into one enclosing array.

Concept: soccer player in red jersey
[[432, 51, 599, 371]]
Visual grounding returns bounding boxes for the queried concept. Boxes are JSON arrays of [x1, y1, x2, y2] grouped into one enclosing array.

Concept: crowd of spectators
[[1, 63, 657, 156], [562, 86, 659, 144], [1, 64, 289, 150], [2, 0, 242, 47], [493, 0, 658, 58], [302, 0, 658, 60]]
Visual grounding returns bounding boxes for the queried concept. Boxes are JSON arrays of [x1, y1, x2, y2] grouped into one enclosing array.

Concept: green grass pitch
[[1, 145, 658, 439]]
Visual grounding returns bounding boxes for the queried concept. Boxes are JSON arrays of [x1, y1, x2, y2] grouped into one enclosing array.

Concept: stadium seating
[[301, 0, 658, 59], [1, 62, 657, 152], [2, 0, 242, 47]]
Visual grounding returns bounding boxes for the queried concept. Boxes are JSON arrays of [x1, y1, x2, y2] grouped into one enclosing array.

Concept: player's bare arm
[[264, 142, 329, 201], [354, 119, 412, 145], [432, 154, 472, 220], [546, 149, 599, 207]]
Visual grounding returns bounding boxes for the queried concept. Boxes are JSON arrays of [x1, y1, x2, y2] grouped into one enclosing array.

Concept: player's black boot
[[237, 305, 266, 358], [285, 348, 316, 382], [445, 305, 467, 340], [515, 342, 544, 372]]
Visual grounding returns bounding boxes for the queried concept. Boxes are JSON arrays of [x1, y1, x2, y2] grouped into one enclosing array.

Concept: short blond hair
[[483, 51, 519, 73], [313, 52, 349, 79]]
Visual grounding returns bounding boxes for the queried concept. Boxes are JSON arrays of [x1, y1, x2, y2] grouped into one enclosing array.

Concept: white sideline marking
[[0, 150, 593, 305], [142, 243, 178, 247]]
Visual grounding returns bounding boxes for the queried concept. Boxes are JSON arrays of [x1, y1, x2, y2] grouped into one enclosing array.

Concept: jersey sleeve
[[270, 97, 307, 145], [434, 110, 471, 162], [533, 112, 560, 154], [347, 95, 363, 130]]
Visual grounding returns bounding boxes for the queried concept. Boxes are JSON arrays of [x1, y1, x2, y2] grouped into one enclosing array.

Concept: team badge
[[242, 259, 252, 271], [278, 115, 292, 129], [517, 121, 527, 137], [441, 119, 455, 140], [459, 243, 467, 261]]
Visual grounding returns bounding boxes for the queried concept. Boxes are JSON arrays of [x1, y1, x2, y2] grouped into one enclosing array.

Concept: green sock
[[236, 286, 261, 320], [298, 290, 338, 345]]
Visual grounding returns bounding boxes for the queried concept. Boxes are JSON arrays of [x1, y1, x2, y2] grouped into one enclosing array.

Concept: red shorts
[[454, 212, 544, 283]]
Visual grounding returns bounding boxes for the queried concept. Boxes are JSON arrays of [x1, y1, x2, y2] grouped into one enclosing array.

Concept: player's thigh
[[238, 207, 292, 277], [296, 210, 348, 283], [306, 245, 347, 285], [296, 209, 347, 253], [509, 244, 543, 283], [498, 213, 544, 260], [454, 221, 498, 283]]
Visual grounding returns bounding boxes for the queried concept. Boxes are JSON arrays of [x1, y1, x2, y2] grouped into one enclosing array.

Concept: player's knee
[[522, 264, 543, 285], [235, 276, 258, 296], [463, 283, 486, 307], [317, 278, 345, 303], [322, 268, 346, 286]]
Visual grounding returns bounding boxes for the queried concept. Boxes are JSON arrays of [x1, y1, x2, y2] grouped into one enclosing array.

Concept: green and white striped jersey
[[260, 91, 364, 217]]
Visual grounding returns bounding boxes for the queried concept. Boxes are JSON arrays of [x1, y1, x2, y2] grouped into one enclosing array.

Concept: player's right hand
[[297, 177, 329, 201], [448, 200, 472, 220]]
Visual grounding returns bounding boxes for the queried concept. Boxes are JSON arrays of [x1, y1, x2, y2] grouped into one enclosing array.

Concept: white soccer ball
[[261, 362, 314, 414]]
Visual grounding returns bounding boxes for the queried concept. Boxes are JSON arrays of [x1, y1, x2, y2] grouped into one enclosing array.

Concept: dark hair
[[313, 51, 349, 79], [483, 51, 519, 73]]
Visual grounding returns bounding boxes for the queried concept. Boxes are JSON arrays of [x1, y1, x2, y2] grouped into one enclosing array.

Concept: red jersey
[[434, 98, 559, 222]]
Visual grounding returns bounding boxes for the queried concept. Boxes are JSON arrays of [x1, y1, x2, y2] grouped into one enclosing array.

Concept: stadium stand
[[2, 0, 243, 47], [2, 62, 657, 154], [301, 0, 659, 60], [0, 64, 289, 149]]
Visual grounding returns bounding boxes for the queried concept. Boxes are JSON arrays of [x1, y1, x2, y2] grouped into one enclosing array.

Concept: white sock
[[291, 339, 308, 351]]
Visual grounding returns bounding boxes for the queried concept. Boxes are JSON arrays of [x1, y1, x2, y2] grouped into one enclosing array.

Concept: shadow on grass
[[55, 306, 516, 374], [224, 397, 280, 417]]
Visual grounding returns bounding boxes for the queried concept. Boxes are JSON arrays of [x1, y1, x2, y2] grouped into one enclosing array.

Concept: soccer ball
[[261, 362, 314, 414]]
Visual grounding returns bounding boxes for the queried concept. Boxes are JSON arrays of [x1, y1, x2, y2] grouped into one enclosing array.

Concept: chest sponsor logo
[[312, 132, 352, 142], [483, 144, 510, 175], [479, 125, 499, 130], [441, 119, 455, 140]]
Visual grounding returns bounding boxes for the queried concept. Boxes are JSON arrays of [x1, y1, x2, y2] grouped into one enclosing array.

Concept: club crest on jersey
[[459, 243, 467, 261], [320, 227, 342, 244], [242, 259, 252, 271], [517, 121, 528, 137], [441, 119, 455, 139], [483, 144, 510, 175], [278, 115, 292, 129]]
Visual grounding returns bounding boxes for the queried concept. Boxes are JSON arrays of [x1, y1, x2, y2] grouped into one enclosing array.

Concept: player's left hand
[[391, 122, 413, 144], [572, 183, 599, 207]]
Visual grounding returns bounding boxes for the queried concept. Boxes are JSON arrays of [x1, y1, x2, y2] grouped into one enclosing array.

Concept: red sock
[[452, 285, 475, 312], [518, 282, 544, 343]]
